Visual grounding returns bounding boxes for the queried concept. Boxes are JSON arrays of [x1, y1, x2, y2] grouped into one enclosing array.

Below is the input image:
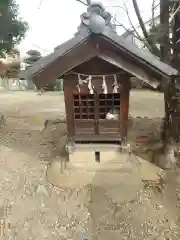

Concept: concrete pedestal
[[47, 143, 142, 203]]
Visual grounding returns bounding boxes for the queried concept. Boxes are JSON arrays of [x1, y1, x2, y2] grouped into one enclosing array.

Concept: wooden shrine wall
[[63, 73, 130, 142]]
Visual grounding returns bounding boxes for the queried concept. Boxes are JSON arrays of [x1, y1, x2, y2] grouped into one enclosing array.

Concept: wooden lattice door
[[98, 93, 121, 135], [73, 93, 121, 137], [73, 93, 98, 135]]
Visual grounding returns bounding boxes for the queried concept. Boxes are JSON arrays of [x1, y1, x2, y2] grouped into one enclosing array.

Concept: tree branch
[[74, 0, 160, 56], [152, 0, 156, 27], [111, 14, 138, 39], [169, 2, 180, 23], [75, 0, 88, 6], [121, 4, 147, 42], [38, 0, 43, 9], [117, 3, 155, 53], [86, 0, 91, 5], [116, 22, 142, 41], [132, 0, 161, 57]]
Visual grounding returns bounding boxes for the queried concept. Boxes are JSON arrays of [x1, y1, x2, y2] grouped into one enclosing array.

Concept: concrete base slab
[[69, 143, 127, 163], [46, 144, 142, 203], [46, 144, 165, 203]]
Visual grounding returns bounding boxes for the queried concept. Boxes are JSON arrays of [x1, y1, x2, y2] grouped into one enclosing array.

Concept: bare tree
[[131, 0, 161, 57], [75, 0, 161, 56], [160, 0, 170, 63], [115, 3, 157, 54], [38, 0, 180, 63], [76, 0, 88, 6], [171, 1, 180, 69]]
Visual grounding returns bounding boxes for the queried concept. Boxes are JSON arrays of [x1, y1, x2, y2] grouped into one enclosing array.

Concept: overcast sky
[[16, 0, 159, 56]]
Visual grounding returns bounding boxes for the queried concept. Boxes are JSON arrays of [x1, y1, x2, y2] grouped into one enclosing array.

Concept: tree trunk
[[160, 0, 170, 63], [171, 2, 180, 70], [132, 0, 161, 57]]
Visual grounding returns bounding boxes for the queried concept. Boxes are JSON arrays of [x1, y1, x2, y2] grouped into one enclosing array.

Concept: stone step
[[69, 147, 129, 164]]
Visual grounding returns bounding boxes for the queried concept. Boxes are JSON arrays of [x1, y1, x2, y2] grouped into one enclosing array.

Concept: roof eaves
[[20, 31, 91, 80], [102, 29, 178, 77]]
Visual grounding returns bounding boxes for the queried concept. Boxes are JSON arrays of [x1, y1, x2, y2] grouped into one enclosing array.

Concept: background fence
[[0, 78, 64, 92]]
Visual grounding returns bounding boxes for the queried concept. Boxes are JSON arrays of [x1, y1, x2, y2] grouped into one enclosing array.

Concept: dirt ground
[[0, 90, 180, 240]]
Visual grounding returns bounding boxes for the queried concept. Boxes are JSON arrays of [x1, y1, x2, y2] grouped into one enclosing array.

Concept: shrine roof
[[20, 2, 178, 86]]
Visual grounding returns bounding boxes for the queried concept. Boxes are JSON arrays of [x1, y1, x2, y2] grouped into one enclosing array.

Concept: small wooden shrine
[[20, 2, 179, 148]]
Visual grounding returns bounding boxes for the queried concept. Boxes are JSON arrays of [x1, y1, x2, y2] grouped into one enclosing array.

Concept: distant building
[[121, 15, 160, 50]]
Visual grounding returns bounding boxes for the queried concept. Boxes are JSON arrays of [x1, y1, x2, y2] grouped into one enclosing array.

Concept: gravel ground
[[0, 90, 179, 240]]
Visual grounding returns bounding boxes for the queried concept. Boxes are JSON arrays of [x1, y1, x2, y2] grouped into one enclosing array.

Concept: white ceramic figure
[[106, 112, 115, 120], [106, 107, 120, 120]]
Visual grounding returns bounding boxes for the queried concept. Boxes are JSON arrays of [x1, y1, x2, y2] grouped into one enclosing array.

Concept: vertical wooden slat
[[94, 92, 99, 135], [79, 94, 82, 119], [120, 77, 130, 143]]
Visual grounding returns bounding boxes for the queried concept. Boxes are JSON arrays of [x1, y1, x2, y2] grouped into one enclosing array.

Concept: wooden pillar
[[120, 77, 130, 144], [163, 77, 177, 144], [63, 76, 75, 138]]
